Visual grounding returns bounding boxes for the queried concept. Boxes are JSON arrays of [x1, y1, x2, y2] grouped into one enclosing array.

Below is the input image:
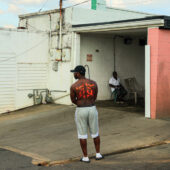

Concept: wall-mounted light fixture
[[124, 38, 133, 45]]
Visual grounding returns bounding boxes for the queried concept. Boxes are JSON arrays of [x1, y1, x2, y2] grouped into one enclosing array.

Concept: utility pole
[[59, 0, 62, 17]]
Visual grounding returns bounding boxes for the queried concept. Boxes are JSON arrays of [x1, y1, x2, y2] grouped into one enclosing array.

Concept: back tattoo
[[75, 81, 96, 100]]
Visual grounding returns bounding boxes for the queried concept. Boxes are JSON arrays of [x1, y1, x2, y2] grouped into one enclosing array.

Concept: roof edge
[[72, 15, 167, 28], [106, 6, 157, 16], [0, 27, 49, 34], [19, 9, 61, 19]]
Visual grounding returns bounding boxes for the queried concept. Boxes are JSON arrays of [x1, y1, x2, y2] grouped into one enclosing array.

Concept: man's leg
[[93, 136, 103, 160], [75, 108, 90, 162], [79, 139, 90, 162], [116, 88, 121, 101], [89, 107, 103, 160], [80, 139, 87, 157], [93, 136, 100, 153], [119, 86, 127, 100]]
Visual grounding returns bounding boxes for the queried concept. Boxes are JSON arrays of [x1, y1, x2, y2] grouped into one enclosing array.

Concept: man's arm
[[70, 85, 77, 105], [94, 83, 98, 101], [109, 84, 117, 88]]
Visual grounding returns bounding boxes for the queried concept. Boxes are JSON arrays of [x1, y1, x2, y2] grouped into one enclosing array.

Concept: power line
[[110, 0, 153, 6], [63, 0, 153, 9], [39, 0, 51, 12], [0, 37, 48, 64], [63, 0, 91, 9]]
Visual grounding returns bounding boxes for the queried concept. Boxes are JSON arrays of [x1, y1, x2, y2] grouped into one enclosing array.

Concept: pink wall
[[148, 28, 170, 119]]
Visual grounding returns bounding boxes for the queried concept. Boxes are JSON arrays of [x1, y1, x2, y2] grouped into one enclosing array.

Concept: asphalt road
[[1, 143, 170, 170], [0, 104, 170, 163]]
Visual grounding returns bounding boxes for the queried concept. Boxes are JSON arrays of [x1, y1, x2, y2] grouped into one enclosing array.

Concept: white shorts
[[75, 106, 99, 139]]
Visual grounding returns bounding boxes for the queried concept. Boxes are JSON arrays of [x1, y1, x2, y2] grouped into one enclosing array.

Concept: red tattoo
[[76, 83, 95, 99]]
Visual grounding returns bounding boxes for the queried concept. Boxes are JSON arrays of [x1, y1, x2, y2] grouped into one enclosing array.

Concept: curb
[[35, 140, 170, 167], [1, 140, 170, 167]]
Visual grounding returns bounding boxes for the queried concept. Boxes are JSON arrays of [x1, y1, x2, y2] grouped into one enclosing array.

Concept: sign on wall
[[87, 54, 93, 61]]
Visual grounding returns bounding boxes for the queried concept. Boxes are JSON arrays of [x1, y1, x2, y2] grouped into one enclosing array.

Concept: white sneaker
[[96, 153, 104, 160], [80, 157, 90, 163]]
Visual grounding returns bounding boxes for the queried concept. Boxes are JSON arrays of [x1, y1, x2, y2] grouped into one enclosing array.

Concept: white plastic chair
[[124, 78, 138, 104]]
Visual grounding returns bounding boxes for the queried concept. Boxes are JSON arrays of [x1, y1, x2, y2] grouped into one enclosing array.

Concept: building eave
[[71, 16, 170, 33]]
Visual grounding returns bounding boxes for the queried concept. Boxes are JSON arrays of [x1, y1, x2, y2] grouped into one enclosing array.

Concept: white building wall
[[48, 61, 72, 104], [19, 9, 73, 105], [19, 13, 60, 32], [19, 8, 72, 32], [80, 34, 145, 100], [0, 29, 49, 114], [0, 7, 149, 114], [0, 34, 17, 113], [115, 37, 145, 94], [80, 34, 114, 100], [17, 7, 149, 103], [14, 6, 148, 109]]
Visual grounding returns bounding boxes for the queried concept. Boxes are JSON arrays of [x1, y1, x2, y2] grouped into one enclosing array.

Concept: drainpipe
[[113, 35, 124, 71], [49, 14, 52, 52], [113, 36, 117, 72], [57, 0, 63, 62]]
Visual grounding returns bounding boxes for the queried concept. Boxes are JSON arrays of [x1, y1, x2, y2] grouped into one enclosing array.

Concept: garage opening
[[79, 29, 147, 116]]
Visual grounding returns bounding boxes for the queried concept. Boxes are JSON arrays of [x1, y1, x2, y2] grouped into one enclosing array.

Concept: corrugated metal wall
[[0, 53, 16, 113], [0, 29, 49, 114], [17, 63, 48, 90]]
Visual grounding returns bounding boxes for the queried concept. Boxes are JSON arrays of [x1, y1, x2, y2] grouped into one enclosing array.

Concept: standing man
[[70, 65, 103, 163], [109, 71, 127, 102]]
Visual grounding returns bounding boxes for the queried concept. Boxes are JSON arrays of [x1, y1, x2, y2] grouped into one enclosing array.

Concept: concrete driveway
[[0, 102, 169, 166]]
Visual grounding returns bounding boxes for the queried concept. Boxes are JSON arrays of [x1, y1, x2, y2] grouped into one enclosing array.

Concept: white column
[[71, 32, 81, 84], [71, 32, 80, 68], [145, 45, 151, 118]]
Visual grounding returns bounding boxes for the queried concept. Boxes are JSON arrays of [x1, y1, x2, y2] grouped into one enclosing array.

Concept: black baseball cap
[[70, 65, 86, 75]]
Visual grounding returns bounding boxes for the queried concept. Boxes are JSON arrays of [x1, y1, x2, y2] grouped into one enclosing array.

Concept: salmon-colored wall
[[148, 28, 170, 119]]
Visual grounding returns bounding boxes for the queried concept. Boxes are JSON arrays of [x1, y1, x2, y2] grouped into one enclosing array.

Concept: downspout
[[113, 36, 117, 72], [113, 35, 124, 71], [57, 0, 63, 62], [49, 14, 52, 53], [49, 14, 52, 50]]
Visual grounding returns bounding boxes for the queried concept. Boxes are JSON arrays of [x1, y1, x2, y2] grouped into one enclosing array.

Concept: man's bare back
[[70, 78, 98, 107]]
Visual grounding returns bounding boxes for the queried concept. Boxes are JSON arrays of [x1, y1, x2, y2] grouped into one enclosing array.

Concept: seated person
[[109, 71, 127, 102]]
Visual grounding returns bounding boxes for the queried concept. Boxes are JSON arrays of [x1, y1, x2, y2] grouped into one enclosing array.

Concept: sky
[[0, 0, 170, 28]]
